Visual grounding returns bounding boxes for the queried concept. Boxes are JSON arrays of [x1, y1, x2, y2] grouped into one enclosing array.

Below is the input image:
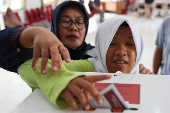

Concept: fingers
[[60, 76, 111, 110], [60, 90, 79, 110], [139, 64, 154, 74], [59, 45, 71, 63], [78, 81, 103, 105], [31, 28, 71, 74], [58, 54, 63, 69], [83, 75, 112, 83], [84, 90, 92, 100], [61, 83, 90, 110], [32, 45, 41, 70], [145, 69, 151, 74], [145, 69, 154, 74], [49, 45, 59, 71], [75, 77, 103, 105], [140, 67, 153, 74], [61, 76, 109, 110], [80, 75, 111, 105], [49, 45, 70, 71], [150, 72, 154, 74], [40, 47, 49, 74], [139, 64, 144, 72], [69, 85, 90, 110]]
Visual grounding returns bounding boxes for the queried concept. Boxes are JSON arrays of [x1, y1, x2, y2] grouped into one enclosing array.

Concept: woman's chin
[[65, 42, 81, 49]]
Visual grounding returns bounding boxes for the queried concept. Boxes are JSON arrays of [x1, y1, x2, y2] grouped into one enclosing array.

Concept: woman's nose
[[115, 45, 127, 56], [68, 22, 78, 31]]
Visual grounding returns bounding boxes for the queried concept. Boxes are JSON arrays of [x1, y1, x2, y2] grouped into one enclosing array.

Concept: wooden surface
[[102, 1, 126, 14]]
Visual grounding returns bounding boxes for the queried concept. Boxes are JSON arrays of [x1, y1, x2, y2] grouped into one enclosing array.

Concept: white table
[[13, 73, 170, 113]]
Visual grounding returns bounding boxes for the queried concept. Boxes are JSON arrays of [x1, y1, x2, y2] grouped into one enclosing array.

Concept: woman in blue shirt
[[153, 16, 170, 75]]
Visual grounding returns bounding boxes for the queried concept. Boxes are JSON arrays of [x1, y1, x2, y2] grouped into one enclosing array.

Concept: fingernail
[[32, 67, 36, 70], [98, 99, 103, 105], [66, 58, 71, 62], [52, 66, 57, 71], [107, 75, 112, 78], [42, 70, 46, 74], [86, 105, 90, 110]]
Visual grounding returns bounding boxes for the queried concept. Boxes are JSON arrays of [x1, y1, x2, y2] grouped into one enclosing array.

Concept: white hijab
[[88, 16, 144, 73]]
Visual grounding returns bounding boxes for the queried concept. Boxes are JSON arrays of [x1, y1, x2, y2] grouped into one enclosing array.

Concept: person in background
[[145, 0, 154, 19], [94, 0, 101, 6], [18, 16, 153, 110], [88, 0, 104, 22], [153, 16, 170, 74], [79, 0, 84, 4], [3, 7, 24, 28]]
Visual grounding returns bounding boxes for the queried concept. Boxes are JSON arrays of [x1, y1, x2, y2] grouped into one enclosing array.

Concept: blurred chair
[[14, 12, 22, 22], [15, 12, 32, 27], [45, 5, 53, 22], [25, 10, 33, 23], [36, 7, 46, 20], [89, 12, 97, 18], [137, 0, 145, 17], [154, 0, 167, 17], [30, 9, 42, 22]]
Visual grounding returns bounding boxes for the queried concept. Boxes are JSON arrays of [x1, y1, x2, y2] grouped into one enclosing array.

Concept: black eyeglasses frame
[[58, 17, 88, 30]]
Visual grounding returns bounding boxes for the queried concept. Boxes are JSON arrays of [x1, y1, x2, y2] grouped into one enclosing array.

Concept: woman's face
[[58, 6, 86, 49], [106, 25, 136, 73]]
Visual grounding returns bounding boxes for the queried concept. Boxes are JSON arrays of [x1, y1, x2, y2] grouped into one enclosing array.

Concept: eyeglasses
[[58, 17, 87, 30]]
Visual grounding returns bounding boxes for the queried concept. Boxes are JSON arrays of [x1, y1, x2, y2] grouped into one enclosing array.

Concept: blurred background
[[0, 0, 170, 113]]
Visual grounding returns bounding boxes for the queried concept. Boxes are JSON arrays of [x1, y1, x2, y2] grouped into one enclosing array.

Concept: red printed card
[[94, 83, 140, 104]]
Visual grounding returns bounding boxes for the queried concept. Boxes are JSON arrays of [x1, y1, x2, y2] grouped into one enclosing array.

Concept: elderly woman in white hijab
[[18, 16, 149, 110]]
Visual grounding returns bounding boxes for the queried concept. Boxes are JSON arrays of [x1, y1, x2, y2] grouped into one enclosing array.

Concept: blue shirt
[[79, 0, 84, 4], [156, 16, 170, 75], [89, 1, 95, 12], [0, 27, 33, 73]]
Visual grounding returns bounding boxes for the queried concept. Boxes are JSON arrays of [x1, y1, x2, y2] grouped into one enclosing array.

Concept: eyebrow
[[113, 36, 133, 39], [127, 36, 133, 39], [60, 15, 84, 19]]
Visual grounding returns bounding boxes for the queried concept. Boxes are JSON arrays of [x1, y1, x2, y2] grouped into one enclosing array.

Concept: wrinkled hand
[[32, 28, 71, 74], [139, 64, 154, 74], [60, 75, 112, 110]]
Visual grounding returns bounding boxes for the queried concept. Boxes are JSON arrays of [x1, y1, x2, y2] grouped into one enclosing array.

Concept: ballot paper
[[95, 83, 140, 104], [86, 84, 129, 109]]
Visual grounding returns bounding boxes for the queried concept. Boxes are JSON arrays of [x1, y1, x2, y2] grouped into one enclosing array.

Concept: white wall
[[0, 13, 5, 30], [25, 0, 42, 10], [2, 0, 69, 25]]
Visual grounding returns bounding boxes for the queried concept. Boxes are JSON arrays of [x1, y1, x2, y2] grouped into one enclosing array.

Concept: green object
[[18, 58, 94, 109]]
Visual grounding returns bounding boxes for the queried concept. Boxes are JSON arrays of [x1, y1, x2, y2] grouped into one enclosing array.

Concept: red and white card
[[94, 83, 140, 104], [88, 84, 129, 109]]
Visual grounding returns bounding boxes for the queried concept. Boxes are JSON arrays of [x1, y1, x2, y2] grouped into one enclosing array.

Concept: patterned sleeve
[[0, 27, 33, 73]]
